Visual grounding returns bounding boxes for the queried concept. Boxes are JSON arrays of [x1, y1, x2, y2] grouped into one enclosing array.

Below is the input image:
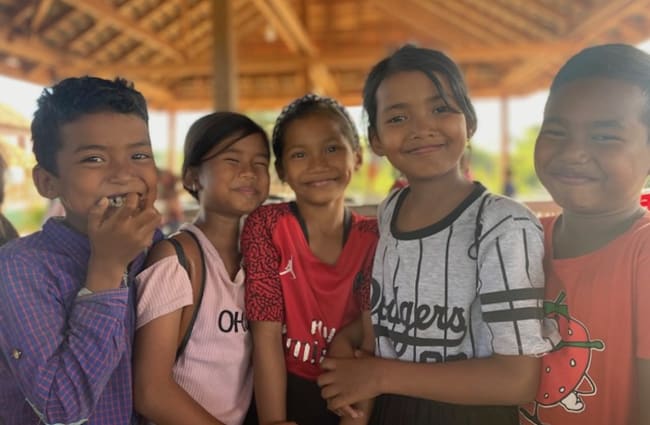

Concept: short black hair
[[362, 44, 477, 139], [271, 94, 360, 171], [182, 112, 269, 200], [551, 43, 650, 127], [31, 76, 148, 175]]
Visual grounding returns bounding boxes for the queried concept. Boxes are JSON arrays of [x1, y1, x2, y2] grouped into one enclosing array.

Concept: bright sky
[[3, 38, 650, 155]]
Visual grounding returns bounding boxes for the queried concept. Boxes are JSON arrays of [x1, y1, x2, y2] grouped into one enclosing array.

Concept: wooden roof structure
[[1, 0, 650, 110]]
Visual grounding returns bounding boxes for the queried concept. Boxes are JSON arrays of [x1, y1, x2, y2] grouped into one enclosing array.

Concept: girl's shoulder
[[245, 202, 293, 223], [350, 211, 379, 237]]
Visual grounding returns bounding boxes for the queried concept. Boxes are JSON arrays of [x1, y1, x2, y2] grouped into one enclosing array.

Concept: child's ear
[[368, 130, 385, 157], [182, 168, 201, 192], [32, 165, 60, 200], [353, 149, 362, 171]]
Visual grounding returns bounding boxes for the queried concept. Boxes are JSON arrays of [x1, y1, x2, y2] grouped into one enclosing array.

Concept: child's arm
[[320, 353, 540, 409], [251, 320, 290, 424], [326, 311, 375, 425], [639, 358, 650, 424], [241, 207, 291, 425], [0, 193, 160, 423], [134, 308, 224, 424], [327, 312, 368, 359], [133, 242, 224, 425]]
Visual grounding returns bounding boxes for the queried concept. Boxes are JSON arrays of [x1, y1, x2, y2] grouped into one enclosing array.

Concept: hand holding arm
[[320, 353, 540, 411]]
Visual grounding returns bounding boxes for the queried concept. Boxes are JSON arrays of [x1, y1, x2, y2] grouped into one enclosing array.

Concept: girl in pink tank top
[[134, 112, 271, 425]]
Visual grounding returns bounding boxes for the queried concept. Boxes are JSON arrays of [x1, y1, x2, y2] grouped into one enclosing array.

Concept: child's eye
[[326, 145, 338, 153], [591, 134, 621, 143], [82, 156, 104, 163], [386, 115, 406, 124], [433, 105, 451, 114], [540, 128, 565, 138], [254, 160, 270, 167], [290, 151, 305, 159], [132, 153, 151, 160], [224, 157, 240, 163]]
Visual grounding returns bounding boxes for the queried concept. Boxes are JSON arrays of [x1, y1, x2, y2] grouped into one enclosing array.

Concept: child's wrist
[[86, 257, 126, 291]]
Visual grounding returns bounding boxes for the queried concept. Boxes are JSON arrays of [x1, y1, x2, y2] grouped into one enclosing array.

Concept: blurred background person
[[0, 151, 18, 245]]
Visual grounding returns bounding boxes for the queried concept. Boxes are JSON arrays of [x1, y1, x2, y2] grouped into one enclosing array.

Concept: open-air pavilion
[[1, 0, 650, 186]]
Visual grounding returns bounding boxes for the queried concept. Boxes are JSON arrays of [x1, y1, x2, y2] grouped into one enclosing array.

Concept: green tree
[[510, 126, 545, 198]]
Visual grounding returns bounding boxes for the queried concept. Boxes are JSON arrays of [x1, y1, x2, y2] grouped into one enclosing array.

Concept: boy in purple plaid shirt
[[0, 76, 162, 424]]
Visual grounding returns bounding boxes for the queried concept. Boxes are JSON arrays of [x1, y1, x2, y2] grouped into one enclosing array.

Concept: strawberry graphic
[[520, 292, 604, 425]]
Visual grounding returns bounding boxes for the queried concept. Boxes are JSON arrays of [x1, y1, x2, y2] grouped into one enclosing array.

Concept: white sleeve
[[477, 199, 551, 356]]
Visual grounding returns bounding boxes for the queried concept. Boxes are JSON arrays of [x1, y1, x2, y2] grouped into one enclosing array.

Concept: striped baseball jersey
[[372, 183, 552, 363]]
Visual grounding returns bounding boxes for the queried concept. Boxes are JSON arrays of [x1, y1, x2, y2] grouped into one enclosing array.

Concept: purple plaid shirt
[[0, 218, 161, 425]]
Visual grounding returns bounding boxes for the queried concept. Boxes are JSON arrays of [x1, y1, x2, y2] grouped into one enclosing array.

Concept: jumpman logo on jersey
[[279, 256, 296, 279]]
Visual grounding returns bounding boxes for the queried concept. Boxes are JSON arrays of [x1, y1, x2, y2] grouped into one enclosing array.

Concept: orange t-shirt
[[520, 214, 650, 425]]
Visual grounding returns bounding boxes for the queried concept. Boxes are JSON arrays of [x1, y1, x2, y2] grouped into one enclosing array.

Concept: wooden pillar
[[212, 0, 237, 111], [167, 110, 177, 172], [500, 96, 510, 193]]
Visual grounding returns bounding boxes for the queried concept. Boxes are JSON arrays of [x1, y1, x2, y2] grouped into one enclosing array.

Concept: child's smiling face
[[36, 111, 158, 234], [370, 70, 468, 183], [278, 113, 360, 207], [535, 77, 650, 215], [192, 132, 270, 217]]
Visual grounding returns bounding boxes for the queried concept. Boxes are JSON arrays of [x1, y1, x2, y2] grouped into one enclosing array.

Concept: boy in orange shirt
[[519, 44, 650, 425]]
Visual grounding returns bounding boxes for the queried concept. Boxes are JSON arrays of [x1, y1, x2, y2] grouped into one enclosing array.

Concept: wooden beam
[[58, 0, 185, 62], [268, 0, 318, 56], [463, 0, 556, 40], [251, 0, 338, 95], [370, 0, 474, 49], [89, 40, 586, 80], [212, 0, 237, 110], [11, 2, 36, 31], [0, 27, 175, 107], [499, 0, 650, 93], [437, 0, 527, 42], [569, 0, 644, 42], [86, 0, 178, 61], [238, 14, 267, 39], [251, 0, 300, 53], [30, 0, 55, 32], [409, 0, 504, 44]]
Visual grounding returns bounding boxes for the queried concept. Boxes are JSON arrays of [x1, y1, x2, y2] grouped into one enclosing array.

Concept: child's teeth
[[109, 196, 125, 207]]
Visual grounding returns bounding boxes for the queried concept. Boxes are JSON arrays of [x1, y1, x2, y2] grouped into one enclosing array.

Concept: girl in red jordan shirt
[[241, 94, 378, 425]]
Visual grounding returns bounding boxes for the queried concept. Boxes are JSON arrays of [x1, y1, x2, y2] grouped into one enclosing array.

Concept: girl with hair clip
[[317, 45, 552, 425], [133, 112, 271, 425], [241, 94, 379, 425]]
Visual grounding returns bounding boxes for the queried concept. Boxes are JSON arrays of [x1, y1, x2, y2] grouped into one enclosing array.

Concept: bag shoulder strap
[[166, 229, 207, 361]]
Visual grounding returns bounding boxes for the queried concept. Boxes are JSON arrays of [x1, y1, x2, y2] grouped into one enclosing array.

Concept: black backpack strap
[[168, 230, 207, 361], [167, 238, 189, 271]]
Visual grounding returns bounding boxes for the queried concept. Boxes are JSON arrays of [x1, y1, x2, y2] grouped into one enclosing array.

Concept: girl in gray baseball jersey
[[318, 45, 552, 425]]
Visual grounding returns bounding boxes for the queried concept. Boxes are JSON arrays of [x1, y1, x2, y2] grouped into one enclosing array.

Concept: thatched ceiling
[[0, 0, 649, 110]]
